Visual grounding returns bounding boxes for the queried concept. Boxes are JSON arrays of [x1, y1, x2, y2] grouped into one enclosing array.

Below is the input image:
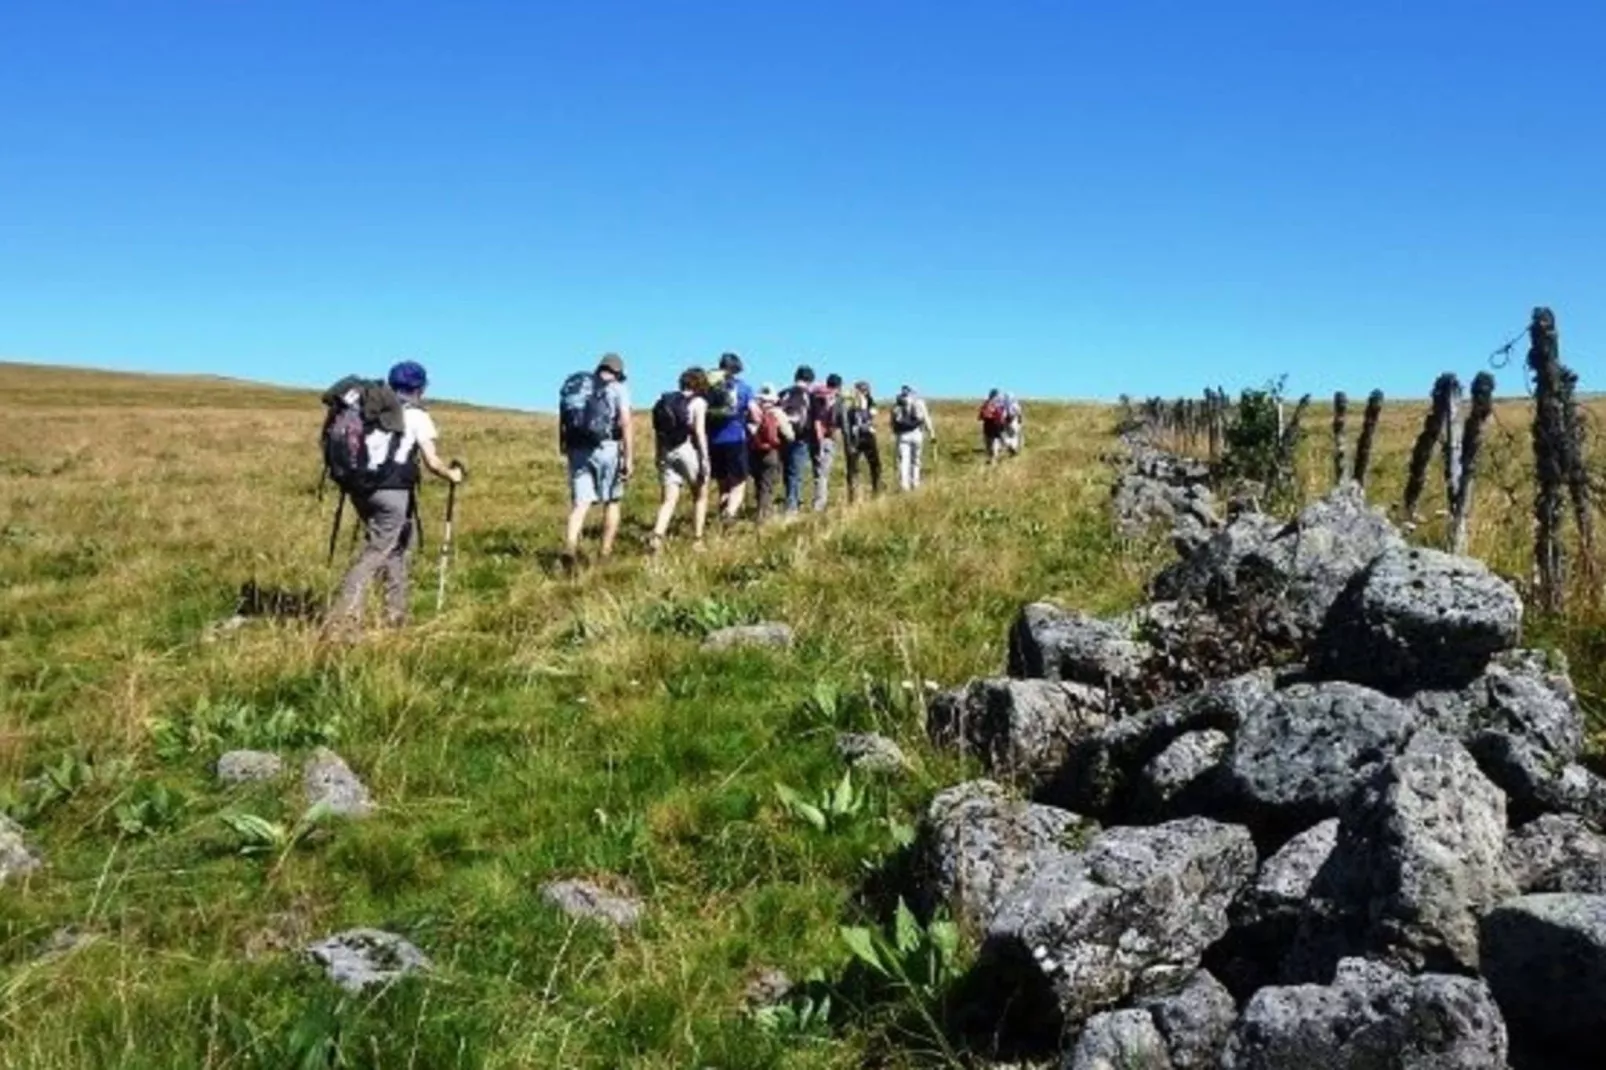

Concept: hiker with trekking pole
[[320, 361, 464, 635], [435, 459, 467, 610]]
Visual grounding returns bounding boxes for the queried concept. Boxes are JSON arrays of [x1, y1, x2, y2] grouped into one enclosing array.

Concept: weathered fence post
[[1275, 393, 1311, 496], [1528, 307, 1566, 611], [1332, 391, 1349, 487], [1442, 375, 1464, 514], [1404, 374, 1456, 521], [1354, 389, 1383, 488], [1560, 366, 1596, 569], [1450, 372, 1495, 555]]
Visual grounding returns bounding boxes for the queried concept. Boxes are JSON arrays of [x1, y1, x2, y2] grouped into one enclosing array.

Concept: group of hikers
[[319, 355, 1023, 631]]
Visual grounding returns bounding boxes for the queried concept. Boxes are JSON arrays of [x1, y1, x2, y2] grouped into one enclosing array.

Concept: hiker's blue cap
[[388, 361, 428, 392]]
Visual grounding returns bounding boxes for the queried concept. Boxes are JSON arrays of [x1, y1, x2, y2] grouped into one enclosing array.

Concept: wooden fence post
[[1354, 389, 1384, 488], [1450, 372, 1495, 555], [1442, 375, 1464, 514], [1332, 391, 1349, 487], [1404, 374, 1455, 521], [1528, 307, 1566, 611]]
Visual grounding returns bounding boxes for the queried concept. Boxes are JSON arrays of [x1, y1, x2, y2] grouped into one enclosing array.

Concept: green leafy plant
[[113, 782, 187, 837], [219, 802, 335, 876], [839, 900, 965, 1063], [775, 771, 867, 832], [7, 751, 131, 823], [749, 970, 834, 1041], [634, 596, 755, 638], [152, 696, 341, 761]]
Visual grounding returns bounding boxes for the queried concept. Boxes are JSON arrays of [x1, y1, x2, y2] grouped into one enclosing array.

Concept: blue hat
[[388, 361, 428, 392]]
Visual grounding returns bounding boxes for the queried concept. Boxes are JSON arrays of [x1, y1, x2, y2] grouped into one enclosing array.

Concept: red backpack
[[979, 397, 1008, 428], [752, 406, 784, 453]]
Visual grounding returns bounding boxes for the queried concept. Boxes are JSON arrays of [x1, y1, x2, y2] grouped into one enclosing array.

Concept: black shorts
[[710, 441, 750, 485]]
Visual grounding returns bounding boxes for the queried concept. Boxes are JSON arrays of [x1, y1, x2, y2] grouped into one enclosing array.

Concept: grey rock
[[702, 622, 794, 652], [1066, 1008, 1174, 1070], [305, 929, 430, 993], [984, 817, 1257, 1024], [1135, 730, 1231, 819], [216, 749, 284, 785], [1505, 814, 1606, 894], [1252, 819, 1340, 915], [1137, 970, 1237, 1070], [918, 779, 1092, 930], [1481, 894, 1606, 1058], [927, 678, 1109, 782], [741, 967, 794, 1009], [1208, 820, 1339, 998], [1313, 547, 1523, 692], [1315, 732, 1515, 973], [303, 748, 374, 817], [1221, 958, 1509, 1069], [835, 732, 908, 774], [1042, 670, 1275, 819], [0, 815, 41, 883], [1225, 681, 1414, 843], [540, 878, 644, 929], [1007, 604, 1152, 687], [1155, 484, 1404, 637]]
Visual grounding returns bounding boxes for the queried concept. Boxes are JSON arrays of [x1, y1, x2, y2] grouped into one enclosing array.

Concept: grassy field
[[0, 361, 1601, 1069]]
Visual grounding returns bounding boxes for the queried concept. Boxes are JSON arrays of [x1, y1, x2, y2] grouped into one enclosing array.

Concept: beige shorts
[[657, 441, 703, 488]]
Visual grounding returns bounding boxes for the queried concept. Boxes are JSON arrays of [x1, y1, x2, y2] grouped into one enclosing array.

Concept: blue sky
[[2, 1, 1603, 409]]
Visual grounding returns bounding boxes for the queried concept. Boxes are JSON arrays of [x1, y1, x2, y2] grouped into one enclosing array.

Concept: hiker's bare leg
[[652, 483, 682, 540], [601, 503, 621, 557], [693, 481, 710, 540], [722, 479, 746, 521], [564, 503, 589, 556]]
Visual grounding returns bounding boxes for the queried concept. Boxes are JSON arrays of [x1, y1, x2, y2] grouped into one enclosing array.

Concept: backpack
[[892, 396, 923, 434], [845, 399, 875, 444], [559, 372, 617, 449], [808, 388, 841, 438], [705, 373, 739, 425], [980, 397, 1008, 429], [752, 405, 785, 453], [320, 376, 405, 495], [652, 391, 692, 450], [780, 386, 811, 434]]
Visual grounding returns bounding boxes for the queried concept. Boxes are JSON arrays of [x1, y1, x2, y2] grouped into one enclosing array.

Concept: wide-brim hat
[[596, 353, 627, 381]]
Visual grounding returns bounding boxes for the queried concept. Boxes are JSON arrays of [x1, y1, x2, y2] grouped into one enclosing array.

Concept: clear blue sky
[[3, 1, 1603, 409]]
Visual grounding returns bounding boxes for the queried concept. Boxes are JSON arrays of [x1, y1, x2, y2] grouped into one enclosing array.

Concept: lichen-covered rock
[[305, 929, 429, 992], [1505, 814, 1606, 894], [741, 967, 794, 1009], [1224, 681, 1413, 844], [1312, 547, 1522, 692], [303, 748, 374, 818], [702, 622, 793, 651], [983, 817, 1256, 1024], [1134, 730, 1231, 820], [1221, 958, 1509, 1069], [0, 815, 41, 884], [1137, 970, 1237, 1070], [917, 779, 1092, 930], [1481, 894, 1606, 1061], [1042, 670, 1274, 819], [1314, 732, 1515, 973], [1207, 820, 1339, 997], [1066, 1008, 1174, 1070], [541, 878, 643, 929], [927, 678, 1108, 781], [834, 732, 907, 774], [1007, 604, 1152, 687], [216, 749, 284, 785]]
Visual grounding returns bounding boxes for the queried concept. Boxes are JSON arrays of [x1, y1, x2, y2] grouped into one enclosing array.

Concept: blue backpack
[[559, 372, 617, 448]]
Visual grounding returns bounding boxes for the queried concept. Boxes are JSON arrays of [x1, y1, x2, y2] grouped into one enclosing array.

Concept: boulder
[[917, 779, 1092, 930], [1205, 820, 1338, 997], [541, 878, 644, 929], [927, 678, 1108, 781], [1007, 604, 1151, 687], [1313, 732, 1515, 973], [0, 815, 40, 884], [303, 748, 374, 818], [1481, 894, 1606, 1062], [305, 929, 430, 992], [1066, 1008, 1173, 1070], [983, 817, 1256, 1025], [1133, 730, 1231, 820], [1312, 547, 1523, 693], [216, 749, 284, 785], [1220, 958, 1509, 1069], [834, 732, 907, 774], [1224, 681, 1414, 845], [741, 967, 794, 1010], [1041, 670, 1275, 819], [702, 622, 793, 652], [1136, 970, 1237, 1070], [1505, 814, 1606, 894]]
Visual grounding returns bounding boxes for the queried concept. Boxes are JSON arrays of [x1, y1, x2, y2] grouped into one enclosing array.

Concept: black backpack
[[320, 377, 405, 494], [780, 386, 811, 436], [652, 391, 693, 450]]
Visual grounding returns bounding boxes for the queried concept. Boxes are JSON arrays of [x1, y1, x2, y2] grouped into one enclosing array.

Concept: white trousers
[[896, 432, 924, 490]]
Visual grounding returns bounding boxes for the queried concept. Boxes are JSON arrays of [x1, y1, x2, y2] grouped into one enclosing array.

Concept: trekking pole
[[435, 462, 466, 612], [327, 490, 347, 566]]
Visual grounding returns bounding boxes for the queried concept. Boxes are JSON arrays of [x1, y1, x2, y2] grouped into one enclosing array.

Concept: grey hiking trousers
[[333, 488, 414, 626]]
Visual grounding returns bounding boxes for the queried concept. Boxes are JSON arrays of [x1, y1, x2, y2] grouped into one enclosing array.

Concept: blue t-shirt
[[709, 377, 754, 447]]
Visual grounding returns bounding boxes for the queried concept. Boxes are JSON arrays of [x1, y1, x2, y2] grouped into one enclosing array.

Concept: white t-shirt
[[366, 404, 438, 471]]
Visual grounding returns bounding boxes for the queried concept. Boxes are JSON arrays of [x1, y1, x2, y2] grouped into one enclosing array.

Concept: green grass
[[2, 361, 1604, 1068]]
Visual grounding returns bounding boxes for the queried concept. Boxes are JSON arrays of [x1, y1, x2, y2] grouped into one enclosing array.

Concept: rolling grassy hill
[[0, 361, 1600, 1068]]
